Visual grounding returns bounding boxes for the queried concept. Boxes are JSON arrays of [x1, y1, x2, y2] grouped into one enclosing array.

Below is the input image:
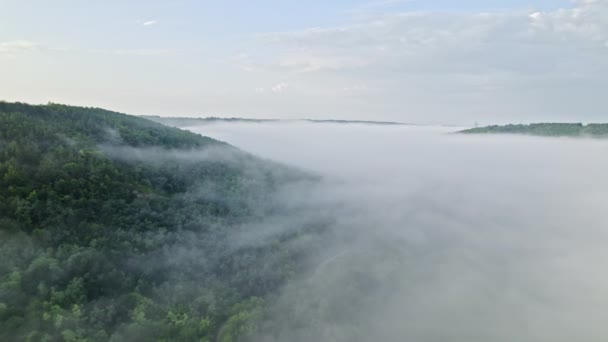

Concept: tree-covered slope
[[460, 123, 608, 137], [0, 102, 320, 341]]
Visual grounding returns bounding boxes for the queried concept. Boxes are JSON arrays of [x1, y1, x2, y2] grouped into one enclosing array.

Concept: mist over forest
[[2, 103, 608, 341], [3, 0, 607, 340], [183, 121, 608, 342]]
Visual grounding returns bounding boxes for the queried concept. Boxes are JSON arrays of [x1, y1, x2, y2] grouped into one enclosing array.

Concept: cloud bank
[[183, 121, 608, 341]]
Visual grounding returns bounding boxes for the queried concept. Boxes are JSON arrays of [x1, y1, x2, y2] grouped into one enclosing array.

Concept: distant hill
[[303, 119, 404, 125], [142, 115, 407, 127], [0, 102, 320, 341], [460, 123, 608, 137]]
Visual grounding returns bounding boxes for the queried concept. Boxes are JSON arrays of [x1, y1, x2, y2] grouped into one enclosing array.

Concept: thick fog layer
[[186, 122, 608, 342]]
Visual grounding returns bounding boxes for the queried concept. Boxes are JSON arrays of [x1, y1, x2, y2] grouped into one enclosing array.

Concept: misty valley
[[3, 0, 608, 340], [2, 102, 608, 341]]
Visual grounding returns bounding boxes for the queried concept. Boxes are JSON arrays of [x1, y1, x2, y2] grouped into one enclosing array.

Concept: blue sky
[[1, 0, 605, 124]]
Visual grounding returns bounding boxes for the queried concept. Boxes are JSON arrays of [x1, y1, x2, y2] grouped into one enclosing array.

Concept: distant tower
[[474, 121, 479, 128]]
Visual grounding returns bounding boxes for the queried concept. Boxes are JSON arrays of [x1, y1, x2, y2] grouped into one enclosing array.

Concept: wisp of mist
[[185, 122, 608, 342]]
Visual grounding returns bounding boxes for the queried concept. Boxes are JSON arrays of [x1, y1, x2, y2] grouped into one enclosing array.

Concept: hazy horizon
[[2, 0, 607, 125]]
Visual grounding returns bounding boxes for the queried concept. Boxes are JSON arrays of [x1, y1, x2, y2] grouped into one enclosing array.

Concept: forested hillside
[[0, 102, 322, 341], [460, 123, 608, 137]]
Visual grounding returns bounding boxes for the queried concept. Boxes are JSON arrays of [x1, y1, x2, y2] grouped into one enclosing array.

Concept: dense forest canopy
[[0, 102, 324, 341], [460, 123, 608, 137]]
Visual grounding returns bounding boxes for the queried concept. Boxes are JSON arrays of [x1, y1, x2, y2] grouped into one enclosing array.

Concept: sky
[[1, 0, 606, 125]]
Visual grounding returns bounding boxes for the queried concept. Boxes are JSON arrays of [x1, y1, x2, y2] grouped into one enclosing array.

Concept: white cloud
[[253, 83, 289, 94], [253, 0, 608, 75], [0, 40, 41, 54], [271, 82, 289, 93], [137, 20, 158, 26], [229, 0, 608, 122]]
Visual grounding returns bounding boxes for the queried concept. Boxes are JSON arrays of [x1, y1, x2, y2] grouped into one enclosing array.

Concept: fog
[[183, 122, 608, 342]]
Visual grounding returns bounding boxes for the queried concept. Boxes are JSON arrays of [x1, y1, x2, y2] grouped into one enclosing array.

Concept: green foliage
[[460, 123, 608, 137], [0, 102, 318, 341], [219, 298, 265, 342]]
